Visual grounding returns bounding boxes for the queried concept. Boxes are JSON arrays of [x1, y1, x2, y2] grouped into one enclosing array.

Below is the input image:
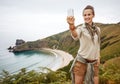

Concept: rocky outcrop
[[12, 40, 49, 52], [8, 39, 26, 52], [16, 39, 25, 46]]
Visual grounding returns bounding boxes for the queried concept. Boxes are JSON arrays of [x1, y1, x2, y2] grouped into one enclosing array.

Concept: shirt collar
[[82, 23, 86, 28], [82, 22, 96, 28]]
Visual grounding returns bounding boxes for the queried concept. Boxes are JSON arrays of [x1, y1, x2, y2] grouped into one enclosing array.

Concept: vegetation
[[99, 57, 120, 84], [0, 68, 70, 84], [1, 23, 120, 84]]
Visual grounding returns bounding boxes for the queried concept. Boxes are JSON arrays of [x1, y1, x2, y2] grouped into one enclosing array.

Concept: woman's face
[[83, 9, 94, 25]]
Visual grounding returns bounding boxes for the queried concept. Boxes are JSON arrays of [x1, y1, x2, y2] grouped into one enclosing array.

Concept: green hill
[[100, 24, 120, 63], [10, 23, 120, 84]]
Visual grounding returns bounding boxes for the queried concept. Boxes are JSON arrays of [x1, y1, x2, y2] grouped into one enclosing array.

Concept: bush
[[0, 67, 68, 84]]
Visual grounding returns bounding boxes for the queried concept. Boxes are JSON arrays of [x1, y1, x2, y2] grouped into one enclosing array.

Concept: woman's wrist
[[69, 24, 75, 31]]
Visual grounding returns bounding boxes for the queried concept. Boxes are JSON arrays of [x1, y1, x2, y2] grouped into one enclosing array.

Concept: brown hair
[[83, 5, 95, 16]]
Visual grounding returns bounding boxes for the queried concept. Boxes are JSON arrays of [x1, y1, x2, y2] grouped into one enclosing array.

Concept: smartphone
[[67, 8, 74, 17]]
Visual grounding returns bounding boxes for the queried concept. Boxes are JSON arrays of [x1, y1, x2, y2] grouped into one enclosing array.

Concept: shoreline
[[40, 48, 74, 71]]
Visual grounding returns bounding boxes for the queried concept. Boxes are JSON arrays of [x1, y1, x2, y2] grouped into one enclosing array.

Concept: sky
[[0, 0, 120, 41]]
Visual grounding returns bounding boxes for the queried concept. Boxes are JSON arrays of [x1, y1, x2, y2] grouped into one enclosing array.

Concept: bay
[[0, 31, 62, 77]]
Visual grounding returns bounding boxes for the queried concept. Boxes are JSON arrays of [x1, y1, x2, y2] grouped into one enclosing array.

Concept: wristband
[[69, 24, 75, 31]]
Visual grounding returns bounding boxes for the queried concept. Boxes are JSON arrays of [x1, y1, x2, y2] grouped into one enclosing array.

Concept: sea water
[[0, 31, 62, 77]]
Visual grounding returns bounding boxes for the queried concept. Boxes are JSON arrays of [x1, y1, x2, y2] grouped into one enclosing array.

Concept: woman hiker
[[67, 5, 101, 84]]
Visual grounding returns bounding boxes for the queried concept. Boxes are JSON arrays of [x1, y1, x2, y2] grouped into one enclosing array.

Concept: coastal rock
[[8, 46, 14, 52], [16, 39, 25, 46], [12, 40, 49, 52], [8, 39, 26, 52]]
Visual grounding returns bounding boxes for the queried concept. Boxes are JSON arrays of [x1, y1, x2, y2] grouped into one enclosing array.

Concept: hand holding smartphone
[[67, 8, 75, 25]]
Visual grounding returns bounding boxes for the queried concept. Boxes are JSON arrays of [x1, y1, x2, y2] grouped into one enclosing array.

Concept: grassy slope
[[100, 24, 120, 63]]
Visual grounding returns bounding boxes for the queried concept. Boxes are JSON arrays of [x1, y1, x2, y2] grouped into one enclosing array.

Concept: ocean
[[0, 31, 62, 77]]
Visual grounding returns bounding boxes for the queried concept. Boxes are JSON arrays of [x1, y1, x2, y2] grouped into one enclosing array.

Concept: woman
[[67, 5, 100, 84]]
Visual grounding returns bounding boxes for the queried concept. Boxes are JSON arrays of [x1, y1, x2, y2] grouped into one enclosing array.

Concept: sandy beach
[[40, 48, 74, 71]]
